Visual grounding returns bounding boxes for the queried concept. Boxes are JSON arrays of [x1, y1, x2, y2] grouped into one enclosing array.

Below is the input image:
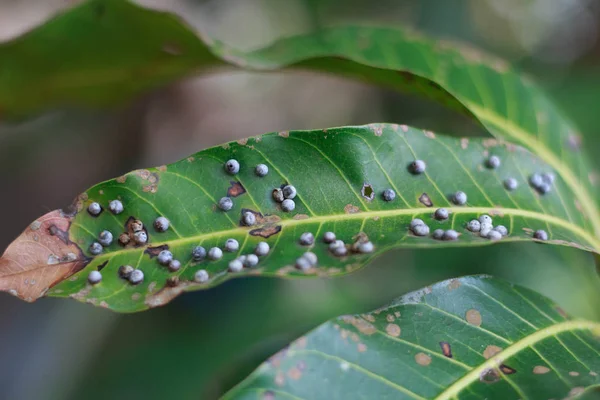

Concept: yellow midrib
[[435, 319, 600, 400], [87, 205, 600, 265], [465, 102, 600, 238]]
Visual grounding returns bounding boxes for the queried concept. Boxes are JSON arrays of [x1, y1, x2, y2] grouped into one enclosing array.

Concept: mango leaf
[[1, 125, 597, 312], [223, 275, 600, 400], [2, 0, 598, 244]]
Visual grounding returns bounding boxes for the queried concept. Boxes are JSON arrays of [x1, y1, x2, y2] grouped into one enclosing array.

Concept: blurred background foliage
[[0, 0, 599, 399]]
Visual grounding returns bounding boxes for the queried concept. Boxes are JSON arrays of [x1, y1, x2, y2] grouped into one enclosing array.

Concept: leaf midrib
[[81, 205, 599, 266], [434, 319, 600, 400]]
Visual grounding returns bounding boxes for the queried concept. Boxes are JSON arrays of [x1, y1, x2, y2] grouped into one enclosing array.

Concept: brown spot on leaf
[[461, 138, 469, 149], [480, 368, 500, 383], [344, 204, 360, 214], [440, 342, 452, 358], [386, 323, 401, 337], [357, 343, 367, 352], [533, 365, 550, 374], [341, 315, 376, 335], [415, 352, 431, 366], [250, 225, 281, 238], [568, 387, 585, 397], [156, 165, 167, 172], [293, 214, 309, 220], [287, 367, 302, 380], [466, 309, 482, 326], [227, 181, 246, 197], [419, 193, 433, 207], [144, 245, 169, 258], [423, 130, 436, 139], [400, 125, 408, 132], [569, 371, 579, 377], [483, 345, 502, 359], [116, 175, 127, 183], [279, 131, 289, 138], [447, 279, 461, 291], [362, 314, 375, 322], [0, 210, 87, 302], [386, 314, 395, 322]]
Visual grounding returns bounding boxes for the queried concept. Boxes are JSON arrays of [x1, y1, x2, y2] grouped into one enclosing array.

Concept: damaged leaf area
[[1, 125, 598, 312], [224, 276, 600, 400]]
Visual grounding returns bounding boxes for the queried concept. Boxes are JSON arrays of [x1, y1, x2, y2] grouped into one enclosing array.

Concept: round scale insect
[[242, 212, 257, 226], [529, 173, 543, 188], [228, 259, 243, 272], [218, 197, 233, 211], [168, 259, 181, 272], [302, 252, 318, 266], [488, 230, 502, 241], [281, 199, 295, 212], [208, 247, 223, 260], [282, 185, 297, 199], [224, 159, 240, 175], [119, 265, 134, 279], [480, 225, 493, 238], [486, 155, 501, 169], [504, 178, 518, 191], [357, 241, 374, 253], [542, 173, 555, 184], [443, 230, 459, 241], [133, 231, 148, 245], [329, 240, 347, 256], [434, 208, 449, 221], [154, 216, 170, 232], [410, 160, 426, 174], [158, 250, 173, 266], [382, 189, 396, 202], [89, 242, 103, 255], [192, 246, 207, 261], [452, 191, 468, 205], [244, 254, 259, 268], [467, 220, 481, 232], [295, 257, 312, 271], [432, 229, 445, 240], [412, 224, 430, 236], [410, 219, 425, 229], [272, 188, 284, 203], [299, 232, 314, 246], [537, 183, 551, 194], [494, 225, 508, 236], [194, 269, 209, 283], [224, 238, 239, 252], [98, 230, 113, 247], [255, 242, 270, 256], [255, 164, 269, 177], [88, 202, 102, 216], [478, 215, 493, 225], [323, 232, 336, 243], [109, 200, 124, 215], [88, 270, 102, 284], [533, 230, 548, 241], [129, 269, 144, 285]]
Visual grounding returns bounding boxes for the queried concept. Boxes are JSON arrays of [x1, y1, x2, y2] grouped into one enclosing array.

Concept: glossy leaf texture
[[223, 275, 600, 400], [1, 125, 597, 312], [2, 0, 598, 242]]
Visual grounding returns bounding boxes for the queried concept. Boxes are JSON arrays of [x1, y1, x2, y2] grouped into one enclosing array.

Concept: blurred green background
[[0, 0, 599, 399]]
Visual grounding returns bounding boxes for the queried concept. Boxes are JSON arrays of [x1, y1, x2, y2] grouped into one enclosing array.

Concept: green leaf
[[223, 275, 600, 400], [1, 125, 597, 312]]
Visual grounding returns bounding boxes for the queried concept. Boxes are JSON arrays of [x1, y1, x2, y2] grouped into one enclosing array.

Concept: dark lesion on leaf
[[361, 183, 374, 201], [439, 341, 452, 358], [227, 181, 246, 197], [499, 364, 516, 375], [144, 244, 169, 258], [97, 260, 109, 271], [48, 224, 71, 245], [419, 193, 433, 207], [166, 276, 179, 287], [250, 225, 281, 238]]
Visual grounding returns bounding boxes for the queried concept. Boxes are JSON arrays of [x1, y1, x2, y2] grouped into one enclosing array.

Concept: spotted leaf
[[2, 0, 598, 245], [1, 125, 598, 312], [223, 275, 600, 400]]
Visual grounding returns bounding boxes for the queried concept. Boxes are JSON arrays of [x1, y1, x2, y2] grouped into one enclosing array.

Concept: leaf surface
[[224, 275, 600, 400], [1, 125, 596, 312]]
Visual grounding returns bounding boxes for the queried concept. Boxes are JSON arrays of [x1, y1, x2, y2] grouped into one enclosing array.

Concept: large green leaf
[[224, 275, 600, 399], [2, 0, 598, 241], [1, 125, 597, 312]]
